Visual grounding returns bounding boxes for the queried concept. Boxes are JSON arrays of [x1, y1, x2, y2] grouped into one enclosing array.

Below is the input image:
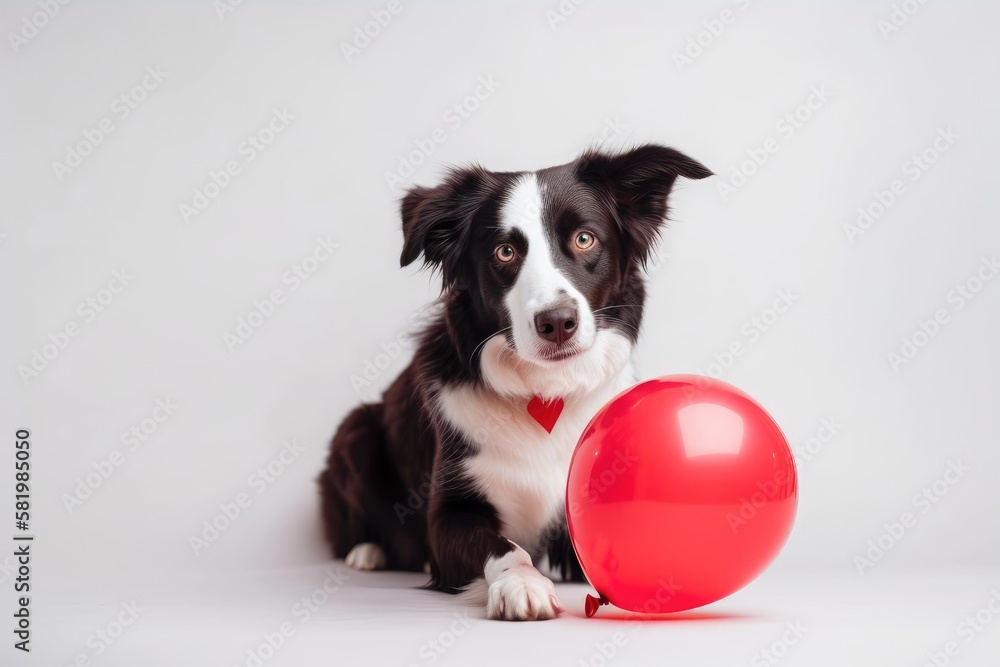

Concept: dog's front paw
[[486, 563, 562, 621], [345, 542, 387, 571]]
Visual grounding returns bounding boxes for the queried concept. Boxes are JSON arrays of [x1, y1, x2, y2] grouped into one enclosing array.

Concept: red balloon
[[566, 375, 797, 615]]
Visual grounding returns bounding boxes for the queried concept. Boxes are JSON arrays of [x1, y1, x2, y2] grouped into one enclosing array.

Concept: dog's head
[[400, 144, 711, 396]]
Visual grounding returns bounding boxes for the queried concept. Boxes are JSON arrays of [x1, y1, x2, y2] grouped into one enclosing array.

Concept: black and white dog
[[319, 144, 711, 620]]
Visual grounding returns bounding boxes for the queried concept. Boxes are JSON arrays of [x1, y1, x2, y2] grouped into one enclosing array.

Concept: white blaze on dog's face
[[499, 174, 597, 365], [397, 144, 713, 398]]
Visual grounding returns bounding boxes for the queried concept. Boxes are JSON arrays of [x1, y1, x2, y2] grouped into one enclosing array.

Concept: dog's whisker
[[596, 314, 640, 336], [592, 304, 643, 314], [469, 327, 512, 365]]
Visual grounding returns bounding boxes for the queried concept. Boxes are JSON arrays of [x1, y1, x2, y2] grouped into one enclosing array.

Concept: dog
[[318, 143, 711, 620]]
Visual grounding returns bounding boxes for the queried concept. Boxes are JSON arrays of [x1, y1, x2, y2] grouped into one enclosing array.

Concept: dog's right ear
[[575, 143, 712, 269], [399, 186, 436, 268], [399, 167, 496, 284]]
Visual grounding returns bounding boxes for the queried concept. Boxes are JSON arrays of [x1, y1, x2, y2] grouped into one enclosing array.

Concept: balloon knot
[[585, 594, 610, 618]]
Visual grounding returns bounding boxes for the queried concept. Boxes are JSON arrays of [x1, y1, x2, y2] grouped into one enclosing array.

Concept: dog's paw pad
[[486, 565, 561, 621], [345, 543, 387, 571]]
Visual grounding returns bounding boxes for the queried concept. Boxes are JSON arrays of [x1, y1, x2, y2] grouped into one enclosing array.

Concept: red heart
[[527, 396, 564, 434]]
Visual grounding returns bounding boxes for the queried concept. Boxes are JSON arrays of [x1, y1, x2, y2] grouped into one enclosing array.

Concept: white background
[[2, 1, 999, 665]]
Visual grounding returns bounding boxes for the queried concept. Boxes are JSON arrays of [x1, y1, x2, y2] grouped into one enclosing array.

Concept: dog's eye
[[574, 231, 596, 250], [494, 244, 517, 263]]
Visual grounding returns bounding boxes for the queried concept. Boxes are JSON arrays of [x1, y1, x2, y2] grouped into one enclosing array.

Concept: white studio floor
[[37, 565, 1000, 667]]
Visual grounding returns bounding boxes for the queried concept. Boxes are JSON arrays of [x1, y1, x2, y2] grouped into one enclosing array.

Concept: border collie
[[319, 144, 711, 620]]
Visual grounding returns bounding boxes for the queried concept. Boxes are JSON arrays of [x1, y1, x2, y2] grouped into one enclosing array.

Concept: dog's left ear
[[576, 143, 712, 266], [399, 167, 497, 286]]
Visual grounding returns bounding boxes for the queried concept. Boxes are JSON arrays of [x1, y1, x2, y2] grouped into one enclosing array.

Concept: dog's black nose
[[534, 306, 578, 345]]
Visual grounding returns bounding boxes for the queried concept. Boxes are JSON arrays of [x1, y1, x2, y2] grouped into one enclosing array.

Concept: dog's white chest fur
[[438, 357, 634, 555]]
